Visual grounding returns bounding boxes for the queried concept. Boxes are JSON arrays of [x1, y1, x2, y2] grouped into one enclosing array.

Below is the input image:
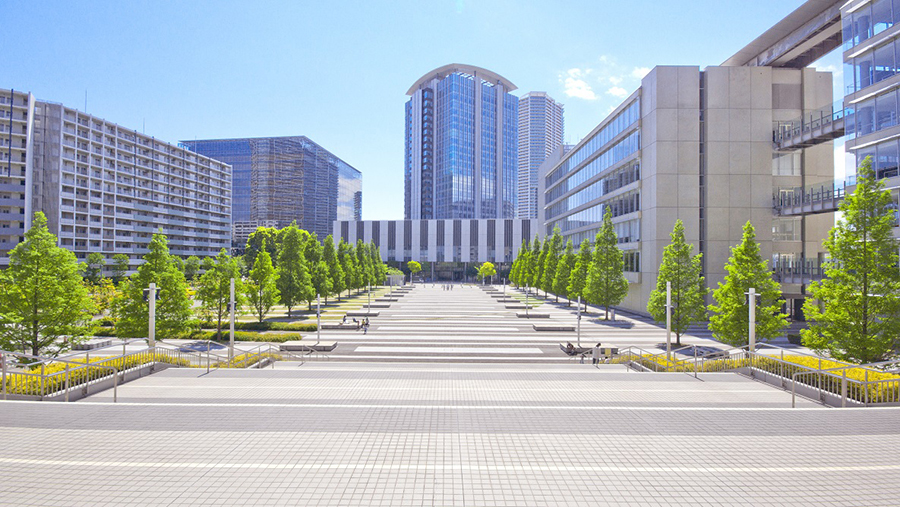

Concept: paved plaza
[[2, 285, 899, 506]]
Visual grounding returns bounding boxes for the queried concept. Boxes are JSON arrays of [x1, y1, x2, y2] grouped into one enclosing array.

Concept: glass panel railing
[[773, 101, 849, 144]]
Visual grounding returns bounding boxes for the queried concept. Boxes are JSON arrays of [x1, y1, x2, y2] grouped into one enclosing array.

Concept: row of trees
[[510, 208, 628, 318], [508, 158, 900, 363], [0, 216, 389, 356]]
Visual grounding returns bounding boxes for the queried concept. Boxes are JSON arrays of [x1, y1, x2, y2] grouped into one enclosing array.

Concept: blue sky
[[2, 0, 843, 219]]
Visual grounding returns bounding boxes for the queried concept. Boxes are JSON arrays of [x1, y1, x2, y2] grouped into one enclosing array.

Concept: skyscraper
[[182, 136, 362, 244], [517, 92, 563, 219], [404, 64, 518, 220]]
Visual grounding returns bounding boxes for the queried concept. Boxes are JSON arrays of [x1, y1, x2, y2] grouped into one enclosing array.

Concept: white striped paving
[[353, 347, 544, 354]]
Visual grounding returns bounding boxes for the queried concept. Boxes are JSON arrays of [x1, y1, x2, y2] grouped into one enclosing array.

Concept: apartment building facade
[[0, 88, 232, 271], [517, 92, 564, 219]]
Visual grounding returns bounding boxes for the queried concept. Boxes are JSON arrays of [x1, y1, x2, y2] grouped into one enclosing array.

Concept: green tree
[[709, 222, 787, 347], [304, 234, 332, 309], [534, 238, 550, 296], [553, 240, 576, 305], [323, 235, 344, 303], [276, 225, 313, 318], [244, 227, 280, 268], [407, 260, 422, 284], [196, 249, 246, 336], [647, 220, 708, 346], [338, 240, 356, 298], [171, 255, 185, 274], [85, 252, 106, 284], [802, 158, 900, 363], [246, 241, 279, 323], [585, 208, 629, 319], [509, 239, 528, 287], [568, 239, 593, 312], [356, 240, 374, 291], [541, 227, 563, 300], [0, 212, 95, 357], [113, 233, 194, 339], [527, 235, 542, 291], [184, 256, 201, 282], [111, 253, 130, 284], [369, 243, 386, 285], [477, 262, 497, 284]]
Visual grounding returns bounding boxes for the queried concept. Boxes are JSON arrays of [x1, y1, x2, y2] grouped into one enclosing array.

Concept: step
[[533, 324, 575, 332], [346, 310, 380, 317], [516, 312, 550, 319], [73, 339, 113, 350], [280, 340, 337, 352]]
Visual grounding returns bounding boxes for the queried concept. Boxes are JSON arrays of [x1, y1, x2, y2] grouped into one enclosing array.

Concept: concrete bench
[[505, 304, 537, 309], [364, 303, 391, 309], [74, 339, 113, 350], [376, 297, 399, 302], [345, 310, 380, 317], [516, 312, 550, 319], [321, 323, 355, 330], [534, 324, 575, 332], [280, 340, 337, 352]]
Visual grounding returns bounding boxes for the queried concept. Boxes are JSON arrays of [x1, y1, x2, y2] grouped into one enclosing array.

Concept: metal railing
[[772, 180, 848, 213], [773, 101, 848, 147], [0, 340, 316, 402], [612, 343, 900, 408]]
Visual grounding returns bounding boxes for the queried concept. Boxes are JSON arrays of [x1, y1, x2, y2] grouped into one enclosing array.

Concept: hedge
[[90, 328, 300, 343], [199, 321, 317, 332]]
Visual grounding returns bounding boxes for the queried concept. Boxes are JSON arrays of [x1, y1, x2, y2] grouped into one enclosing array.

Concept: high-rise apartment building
[[517, 92, 563, 219], [0, 88, 231, 271], [404, 64, 518, 220], [182, 136, 362, 243]]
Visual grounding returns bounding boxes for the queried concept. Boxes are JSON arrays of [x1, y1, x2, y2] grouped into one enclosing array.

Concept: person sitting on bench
[[565, 342, 575, 355]]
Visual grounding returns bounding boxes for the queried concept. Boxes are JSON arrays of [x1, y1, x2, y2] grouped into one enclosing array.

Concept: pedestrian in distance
[[592, 343, 602, 365]]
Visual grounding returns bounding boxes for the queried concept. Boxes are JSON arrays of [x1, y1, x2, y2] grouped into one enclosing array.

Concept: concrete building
[[0, 87, 231, 271], [540, 63, 834, 316], [182, 136, 362, 243], [231, 219, 278, 253], [334, 218, 536, 280], [517, 92, 564, 219], [404, 64, 518, 220]]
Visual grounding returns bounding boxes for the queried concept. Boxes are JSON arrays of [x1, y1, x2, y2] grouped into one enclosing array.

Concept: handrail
[[1, 349, 119, 402]]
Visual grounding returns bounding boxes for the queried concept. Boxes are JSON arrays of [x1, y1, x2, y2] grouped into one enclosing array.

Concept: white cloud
[[562, 68, 597, 100], [608, 76, 623, 85], [631, 67, 651, 80], [606, 86, 629, 98]]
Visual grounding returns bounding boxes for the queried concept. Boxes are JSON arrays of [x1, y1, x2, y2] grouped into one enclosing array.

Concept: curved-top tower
[[404, 64, 518, 220]]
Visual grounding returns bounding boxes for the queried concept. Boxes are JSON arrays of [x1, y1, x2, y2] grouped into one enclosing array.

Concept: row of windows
[[844, 31, 900, 94], [545, 131, 641, 201], [842, 0, 900, 51], [546, 162, 641, 220], [562, 218, 641, 249], [847, 87, 900, 138], [773, 152, 801, 177], [545, 99, 639, 187], [853, 137, 900, 180], [547, 191, 640, 235]]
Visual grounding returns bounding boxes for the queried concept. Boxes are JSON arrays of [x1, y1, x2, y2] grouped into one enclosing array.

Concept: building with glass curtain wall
[[517, 92, 564, 219], [182, 136, 362, 245], [405, 64, 518, 220]]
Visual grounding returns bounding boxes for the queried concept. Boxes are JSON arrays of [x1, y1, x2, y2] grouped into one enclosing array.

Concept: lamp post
[[577, 295, 582, 348], [316, 293, 321, 347], [665, 281, 672, 362], [148, 282, 157, 349], [746, 287, 759, 353], [229, 278, 235, 361], [525, 283, 529, 317]]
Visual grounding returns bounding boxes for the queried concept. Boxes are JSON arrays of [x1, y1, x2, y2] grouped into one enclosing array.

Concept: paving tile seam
[[2, 457, 898, 474], [0, 400, 833, 411]]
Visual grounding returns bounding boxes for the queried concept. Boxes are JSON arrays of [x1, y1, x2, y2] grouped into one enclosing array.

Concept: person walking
[[592, 343, 602, 365]]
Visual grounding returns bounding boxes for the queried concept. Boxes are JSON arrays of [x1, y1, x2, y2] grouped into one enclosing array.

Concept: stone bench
[[74, 339, 113, 350], [505, 304, 536, 310], [280, 340, 337, 352], [534, 324, 575, 332], [321, 323, 355, 330], [345, 310, 380, 317], [364, 303, 391, 309], [516, 312, 550, 319]]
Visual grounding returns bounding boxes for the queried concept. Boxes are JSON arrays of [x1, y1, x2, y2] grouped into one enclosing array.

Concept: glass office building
[[405, 64, 518, 220], [183, 136, 362, 243]]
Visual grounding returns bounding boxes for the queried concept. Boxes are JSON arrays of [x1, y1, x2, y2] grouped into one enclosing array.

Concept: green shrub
[[198, 321, 317, 332], [192, 330, 300, 343], [92, 327, 118, 337]]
